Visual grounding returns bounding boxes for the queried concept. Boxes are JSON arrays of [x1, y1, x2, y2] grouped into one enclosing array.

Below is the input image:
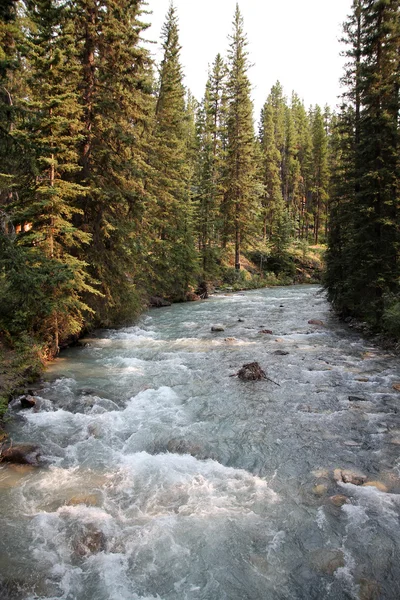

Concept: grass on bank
[[216, 242, 325, 292]]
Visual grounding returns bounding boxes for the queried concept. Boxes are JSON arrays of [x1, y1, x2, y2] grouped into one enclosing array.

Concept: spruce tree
[[310, 105, 329, 244], [148, 3, 197, 299], [196, 54, 228, 277], [326, 0, 400, 326], [73, 0, 155, 323], [224, 4, 259, 270], [8, 0, 97, 354], [259, 101, 284, 241]]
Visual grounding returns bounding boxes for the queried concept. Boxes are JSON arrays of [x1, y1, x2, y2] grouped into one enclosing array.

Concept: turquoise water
[[1, 285, 400, 599]]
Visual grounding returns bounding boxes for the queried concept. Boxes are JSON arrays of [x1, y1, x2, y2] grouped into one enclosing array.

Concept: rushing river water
[[1, 285, 400, 600]]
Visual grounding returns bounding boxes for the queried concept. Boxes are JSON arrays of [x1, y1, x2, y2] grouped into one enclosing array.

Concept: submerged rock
[[0, 444, 41, 466], [73, 527, 107, 557], [211, 325, 225, 332], [308, 319, 325, 326], [67, 494, 101, 507], [363, 481, 388, 493], [359, 579, 381, 600], [273, 350, 289, 356], [348, 395, 367, 402], [260, 329, 273, 334], [167, 439, 202, 457], [310, 549, 345, 575], [329, 494, 349, 507], [313, 484, 328, 496]]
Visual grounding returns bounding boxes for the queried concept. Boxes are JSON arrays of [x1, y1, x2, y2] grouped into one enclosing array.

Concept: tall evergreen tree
[[148, 3, 197, 299], [326, 0, 400, 326], [310, 105, 329, 244], [196, 54, 228, 277], [259, 101, 284, 241], [224, 4, 259, 270], [73, 0, 154, 323]]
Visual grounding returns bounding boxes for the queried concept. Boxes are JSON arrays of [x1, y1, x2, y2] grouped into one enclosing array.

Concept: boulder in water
[[211, 325, 225, 332], [237, 362, 266, 381], [334, 468, 367, 486], [348, 395, 367, 402], [73, 526, 107, 557], [149, 296, 171, 308], [260, 329, 273, 334], [167, 439, 202, 457], [0, 444, 41, 466], [392, 383, 400, 392], [329, 494, 349, 507], [19, 395, 36, 409], [273, 350, 289, 356], [308, 319, 325, 326]]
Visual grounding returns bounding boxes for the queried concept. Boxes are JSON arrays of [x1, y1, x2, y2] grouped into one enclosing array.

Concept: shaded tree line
[[325, 0, 400, 335], [0, 1, 332, 355]]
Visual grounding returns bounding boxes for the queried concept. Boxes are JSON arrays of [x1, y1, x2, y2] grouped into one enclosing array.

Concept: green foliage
[[326, 0, 400, 331], [147, 4, 198, 300], [382, 296, 400, 339], [224, 4, 260, 270]]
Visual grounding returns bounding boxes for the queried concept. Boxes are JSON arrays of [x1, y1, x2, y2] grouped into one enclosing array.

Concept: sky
[[145, 0, 353, 119]]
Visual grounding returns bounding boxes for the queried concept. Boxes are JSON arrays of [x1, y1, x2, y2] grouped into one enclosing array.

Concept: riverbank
[[0, 336, 45, 424]]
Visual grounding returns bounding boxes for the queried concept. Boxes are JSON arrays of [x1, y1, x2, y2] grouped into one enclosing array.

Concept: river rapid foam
[[1, 285, 400, 599]]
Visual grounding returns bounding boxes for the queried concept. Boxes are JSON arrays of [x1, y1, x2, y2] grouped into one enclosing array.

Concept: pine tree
[[73, 0, 155, 323], [224, 4, 259, 270], [291, 93, 313, 239], [148, 3, 197, 299], [9, 0, 99, 353], [326, 0, 400, 326], [196, 54, 228, 277], [259, 101, 284, 241], [310, 105, 329, 244]]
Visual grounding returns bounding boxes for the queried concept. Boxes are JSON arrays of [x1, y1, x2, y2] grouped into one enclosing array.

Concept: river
[[1, 285, 400, 600]]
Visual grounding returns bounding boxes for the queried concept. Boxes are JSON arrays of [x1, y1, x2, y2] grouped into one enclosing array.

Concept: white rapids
[[1, 285, 400, 599]]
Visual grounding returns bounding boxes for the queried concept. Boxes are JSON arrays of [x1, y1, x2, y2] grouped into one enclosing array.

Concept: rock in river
[[237, 362, 266, 381], [0, 444, 41, 466]]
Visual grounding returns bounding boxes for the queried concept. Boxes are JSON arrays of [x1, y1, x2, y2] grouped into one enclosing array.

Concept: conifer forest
[[0, 0, 399, 358]]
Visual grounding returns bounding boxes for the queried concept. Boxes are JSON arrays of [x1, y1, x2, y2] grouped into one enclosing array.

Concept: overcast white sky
[[145, 0, 353, 118]]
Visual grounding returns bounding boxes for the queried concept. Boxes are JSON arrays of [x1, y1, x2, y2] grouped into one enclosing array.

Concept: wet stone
[[334, 469, 367, 486], [310, 549, 345, 575], [67, 494, 102, 507], [0, 444, 41, 466], [313, 484, 328, 496], [359, 579, 381, 600], [363, 481, 388, 493], [211, 325, 225, 332], [237, 362, 266, 381], [308, 319, 325, 326], [329, 495, 349, 507]]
